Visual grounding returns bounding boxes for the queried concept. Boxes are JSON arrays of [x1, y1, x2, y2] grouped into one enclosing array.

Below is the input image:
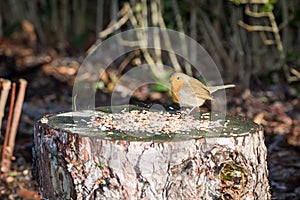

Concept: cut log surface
[[33, 105, 270, 200]]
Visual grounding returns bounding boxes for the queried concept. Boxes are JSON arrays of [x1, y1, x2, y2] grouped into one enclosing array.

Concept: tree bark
[[33, 106, 270, 200]]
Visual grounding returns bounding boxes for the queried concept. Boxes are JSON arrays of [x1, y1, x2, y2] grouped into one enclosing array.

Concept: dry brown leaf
[[17, 185, 41, 200]]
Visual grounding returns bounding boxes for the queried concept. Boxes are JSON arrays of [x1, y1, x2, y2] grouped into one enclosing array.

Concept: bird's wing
[[193, 86, 213, 100], [181, 82, 212, 101]]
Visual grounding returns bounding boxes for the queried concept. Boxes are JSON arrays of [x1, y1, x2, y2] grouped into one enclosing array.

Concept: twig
[[1, 83, 15, 173], [171, 0, 192, 75], [142, 0, 164, 76], [96, 0, 104, 36], [259, 32, 275, 45], [151, 0, 163, 65], [117, 51, 137, 76], [238, 4, 287, 84], [0, 79, 11, 131], [189, 6, 197, 74], [288, 67, 300, 82], [197, 19, 222, 73], [157, 4, 181, 73], [118, 39, 140, 47], [141, 0, 148, 28], [199, 10, 232, 74], [5, 79, 27, 172], [238, 21, 274, 32], [126, 2, 165, 79], [244, 4, 269, 17], [88, 3, 130, 54], [241, 5, 284, 54], [290, 68, 300, 78], [110, 0, 118, 24], [99, 4, 131, 39]]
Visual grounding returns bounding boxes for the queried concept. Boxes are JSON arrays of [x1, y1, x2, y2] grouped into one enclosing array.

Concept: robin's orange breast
[[170, 75, 186, 103]]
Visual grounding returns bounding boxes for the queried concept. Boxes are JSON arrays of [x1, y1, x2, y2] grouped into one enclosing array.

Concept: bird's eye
[[176, 76, 180, 80]]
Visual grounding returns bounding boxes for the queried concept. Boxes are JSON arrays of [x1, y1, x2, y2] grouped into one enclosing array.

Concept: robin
[[170, 72, 235, 113]]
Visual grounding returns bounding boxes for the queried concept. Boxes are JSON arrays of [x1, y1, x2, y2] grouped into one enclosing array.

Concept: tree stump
[[33, 105, 270, 200]]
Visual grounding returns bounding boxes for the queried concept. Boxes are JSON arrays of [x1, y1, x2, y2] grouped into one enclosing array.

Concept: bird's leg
[[187, 106, 198, 115]]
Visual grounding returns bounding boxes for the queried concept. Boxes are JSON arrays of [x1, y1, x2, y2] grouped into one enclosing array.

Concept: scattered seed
[[86, 109, 225, 135]]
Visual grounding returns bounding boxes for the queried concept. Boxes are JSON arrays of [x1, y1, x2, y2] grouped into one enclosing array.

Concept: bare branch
[[238, 21, 274, 32], [6, 79, 27, 171], [96, 0, 104, 35], [171, 0, 192, 75], [0, 79, 11, 131], [99, 4, 131, 39], [151, 0, 163, 65], [1, 83, 15, 173]]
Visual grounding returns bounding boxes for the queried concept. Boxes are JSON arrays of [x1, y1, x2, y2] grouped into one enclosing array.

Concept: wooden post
[[33, 106, 270, 199]]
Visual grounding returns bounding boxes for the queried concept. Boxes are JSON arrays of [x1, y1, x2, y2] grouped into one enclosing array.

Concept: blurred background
[[0, 0, 299, 199]]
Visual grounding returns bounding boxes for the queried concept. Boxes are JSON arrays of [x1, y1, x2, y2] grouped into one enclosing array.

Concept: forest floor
[[0, 38, 300, 199]]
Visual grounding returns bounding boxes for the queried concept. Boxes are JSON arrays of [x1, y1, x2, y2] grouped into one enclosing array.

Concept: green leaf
[[135, 3, 142, 13], [262, 3, 274, 12], [152, 83, 168, 92], [231, 0, 242, 5], [96, 81, 105, 90]]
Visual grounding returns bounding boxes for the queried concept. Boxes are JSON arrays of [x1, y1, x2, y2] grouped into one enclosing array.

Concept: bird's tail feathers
[[208, 84, 235, 93]]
